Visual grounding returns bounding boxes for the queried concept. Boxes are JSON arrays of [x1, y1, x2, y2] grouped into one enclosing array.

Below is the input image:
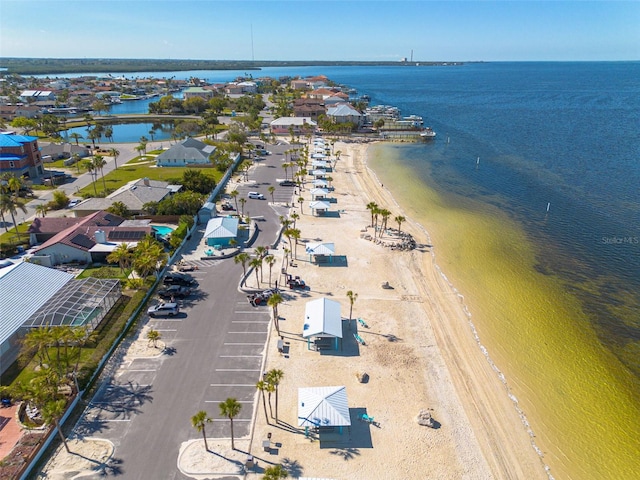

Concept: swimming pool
[[152, 225, 174, 236]]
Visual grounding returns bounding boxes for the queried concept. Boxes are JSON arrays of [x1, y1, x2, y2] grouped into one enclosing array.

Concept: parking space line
[[219, 355, 263, 358], [210, 384, 256, 387], [127, 369, 156, 372], [234, 310, 268, 314], [211, 419, 251, 422], [155, 329, 177, 332], [228, 331, 267, 334], [215, 368, 261, 372], [232, 320, 269, 323], [223, 342, 264, 346], [205, 400, 253, 403]]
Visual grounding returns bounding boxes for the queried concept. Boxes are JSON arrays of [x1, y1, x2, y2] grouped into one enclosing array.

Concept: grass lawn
[[76, 265, 131, 281], [77, 156, 223, 197]]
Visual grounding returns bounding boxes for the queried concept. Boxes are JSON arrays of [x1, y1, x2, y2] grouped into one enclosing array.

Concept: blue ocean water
[[56, 63, 640, 378], [323, 62, 640, 377]]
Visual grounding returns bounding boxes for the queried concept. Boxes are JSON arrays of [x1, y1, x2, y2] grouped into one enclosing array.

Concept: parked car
[[220, 202, 234, 211], [157, 285, 191, 299], [279, 180, 296, 187], [163, 272, 197, 286], [67, 199, 81, 208], [247, 191, 265, 199], [147, 302, 180, 317]]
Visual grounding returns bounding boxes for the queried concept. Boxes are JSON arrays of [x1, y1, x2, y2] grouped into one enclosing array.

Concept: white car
[[67, 199, 81, 208], [247, 192, 265, 199]]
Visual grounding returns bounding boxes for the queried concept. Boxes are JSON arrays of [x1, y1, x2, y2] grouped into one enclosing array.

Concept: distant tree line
[[0, 57, 459, 75]]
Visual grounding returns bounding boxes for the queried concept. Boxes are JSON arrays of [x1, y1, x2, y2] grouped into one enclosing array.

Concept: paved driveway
[[67, 139, 295, 479]]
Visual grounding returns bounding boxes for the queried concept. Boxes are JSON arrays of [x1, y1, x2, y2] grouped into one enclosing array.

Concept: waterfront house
[[183, 87, 214, 100], [155, 137, 216, 167], [326, 103, 363, 126]]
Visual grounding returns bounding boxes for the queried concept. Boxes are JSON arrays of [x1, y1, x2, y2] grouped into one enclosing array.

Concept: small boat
[[420, 128, 436, 139]]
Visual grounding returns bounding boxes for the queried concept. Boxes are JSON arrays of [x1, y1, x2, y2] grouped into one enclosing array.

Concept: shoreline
[[247, 140, 549, 479]]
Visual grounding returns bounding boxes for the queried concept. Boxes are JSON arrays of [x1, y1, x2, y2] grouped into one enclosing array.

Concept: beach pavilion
[[310, 169, 327, 179], [310, 188, 329, 200], [312, 179, 329, 188], [298, 385, 351, 436], [305, 242, 335, 264], [302, 297, 342, 350], [309, 200, 331, 216]]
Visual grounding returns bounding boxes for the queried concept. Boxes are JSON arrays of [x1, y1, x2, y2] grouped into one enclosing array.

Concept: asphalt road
[[69, 141, 299, 479]]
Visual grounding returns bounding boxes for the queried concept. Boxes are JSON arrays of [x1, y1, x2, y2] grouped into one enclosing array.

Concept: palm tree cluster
[[256, 369, 285, 424], [191, 397, 243, 452], [366, 201, 406, 239], [14, 325, 95, 452], [0, 173, 28, 240], [106, 235, 167, 283]]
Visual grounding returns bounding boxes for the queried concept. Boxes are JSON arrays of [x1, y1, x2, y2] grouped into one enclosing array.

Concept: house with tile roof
[[155, 137, 216, 167], [29, 210, 153, 266], [27, 211, 125, 245]]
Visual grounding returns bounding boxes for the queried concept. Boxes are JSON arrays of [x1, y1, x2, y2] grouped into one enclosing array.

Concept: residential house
[[0, 134, 44, 178], [72, 178, 182, 217], [293, 98, 326, 121], [326, 103, 363, 126], [270, 117, 317, 136], [28, 210, 125, 246], [29, 211, 153, 266], [20, 90, 56, 103], [155, 137, 216, 167], [0, 261, 121, 376], [183, 87, 214, 100]]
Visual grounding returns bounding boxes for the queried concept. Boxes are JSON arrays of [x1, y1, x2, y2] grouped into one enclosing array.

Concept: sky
[[1, 1, 638, 62]]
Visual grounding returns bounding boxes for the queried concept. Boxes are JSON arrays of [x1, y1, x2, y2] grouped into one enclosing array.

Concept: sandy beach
[[37, 140, 550, 480]]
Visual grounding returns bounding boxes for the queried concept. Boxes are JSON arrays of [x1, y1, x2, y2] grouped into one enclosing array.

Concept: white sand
[[38, 141, 549, 480]]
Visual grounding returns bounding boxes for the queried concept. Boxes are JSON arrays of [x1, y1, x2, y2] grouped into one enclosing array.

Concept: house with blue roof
[[0, 134, 45, 178]]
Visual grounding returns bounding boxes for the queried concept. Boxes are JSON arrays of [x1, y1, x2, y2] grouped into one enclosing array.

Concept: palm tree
[[84, 159, 98, 196], [42, 399, 71, 453], [147, 328, 161, 348], [239, 197, 247, 216], [379, 208, 391, 237], [92, 155, 107, 194], [72, 153, 81, 174], [256, 380, 270, 425], [0, 190, 27, 239], [110, 147, 120, 170], [266, 369, 284, 421], [191, 410, 212, 451], [267, 292, 283, 334], [218, 398, 242, 450], [107, 242, 133, 272], [263, 464, 289, 479], [265, 255, 276, 287], [234, 252, 250, 277], [250, 257, 262, 287], [268, 185, 276, 203], [366, 202, 378, 227], [35, 203, 48, 218], [297, 196, 304, 214], [290, 212, 299, 229], [347, 290, 358, 320], [230, 189, 239, 212], [254, 245, 267, 258], [395, 215, 406, 234], [69, 132, 82, 145]]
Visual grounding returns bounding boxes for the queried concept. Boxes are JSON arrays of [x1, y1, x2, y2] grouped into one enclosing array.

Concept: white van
[[248, 192, 265, 199]]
